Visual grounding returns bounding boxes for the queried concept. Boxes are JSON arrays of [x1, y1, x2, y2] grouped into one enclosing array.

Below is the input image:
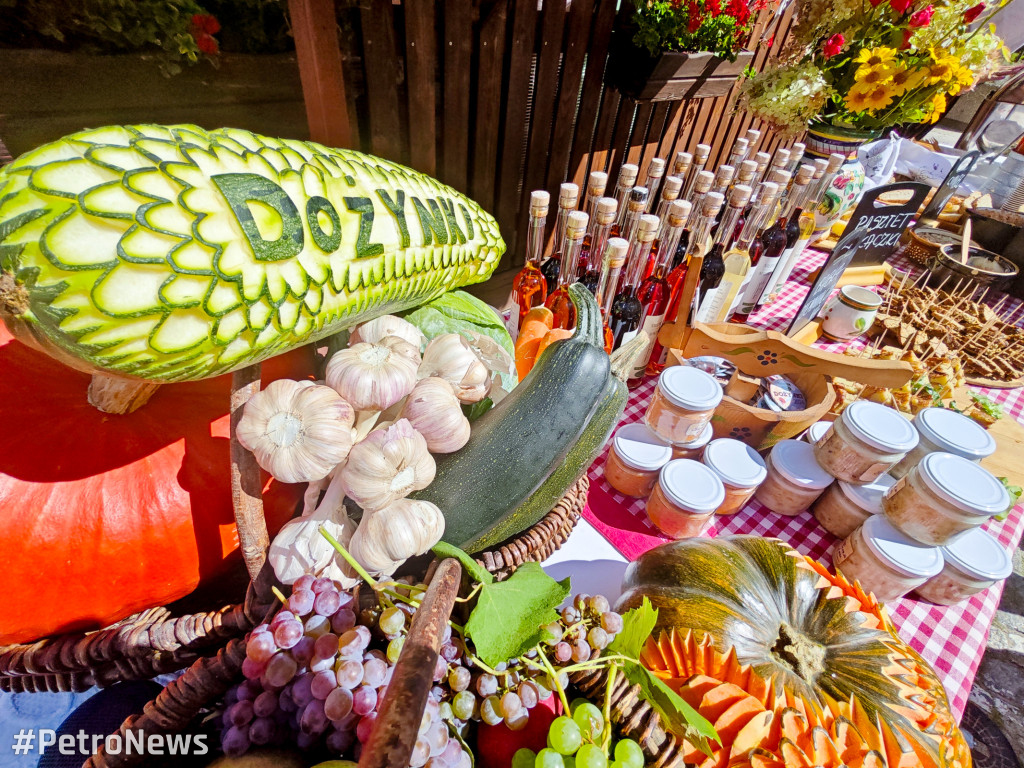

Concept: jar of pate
[[647, 459, 726, 539], [832, 514, 943, 602], [755, 440, 834, 516], [702, 438, 767, 515], [813, 400, 918, 484], [889, 406, 998, 480], [812, 474, 896, 538], [882, 452, 1010, 545], [671, 422, 714, 460], [915, 527, 1014, 605], [645, 366, 723, 444], [801, 421, 832, 444], [605, 423, 673, 498]]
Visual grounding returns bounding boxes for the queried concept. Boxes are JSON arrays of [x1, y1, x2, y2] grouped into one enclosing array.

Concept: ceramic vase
[[805, 122, 882, 242]]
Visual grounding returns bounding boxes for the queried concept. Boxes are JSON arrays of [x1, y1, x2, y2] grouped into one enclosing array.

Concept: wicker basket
[[892, 226, 976, 267]]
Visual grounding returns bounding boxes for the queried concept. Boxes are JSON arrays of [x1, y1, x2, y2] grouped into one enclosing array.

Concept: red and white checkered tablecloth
[[583, 248, 1024, 720]]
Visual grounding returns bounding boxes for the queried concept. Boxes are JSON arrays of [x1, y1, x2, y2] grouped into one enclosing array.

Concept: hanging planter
[[611, 45, 754, 101]]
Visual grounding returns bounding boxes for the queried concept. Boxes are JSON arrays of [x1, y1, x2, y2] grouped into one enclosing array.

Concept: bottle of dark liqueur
[[540, 182, 579, 294], [609, 214, 659, 350], [510, 190, 550, 329], [577, 170, 608, 279], [645, 192, 724, 376], [545, 210, 589, 330], [595, 238, 629, 353], [640, 157, 667, 213], [640, 175, 683, 282], [694, 184, 751, 323], [671, 151, 693, 181], [579, 196, 617, 295], [680, 143, 711, 201], [756, 163, 815, 309], [627, 199, 691, 387], [612, 186, 648, 243]]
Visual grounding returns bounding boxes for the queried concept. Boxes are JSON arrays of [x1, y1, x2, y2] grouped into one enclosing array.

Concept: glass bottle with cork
[[577, 171, 609, 280], [743, 128, 761, 152], [612, 186, 649, 242], [751, 151, 772, 185], [672, 151, 692, 181], [785, 142, 807, 176], [640, 175, 683, 281], [726, 159, 761, 241], [641, 158, 667, 213], [609, 163, 638, 225], [609, 214, 660, 350], [681, 144, 711, 201], [540, 182, 579, 294], [694, 184, 752, 323], [579, 196, 617, 295], [545, 210, 589, 330], [726, 138, 750, 170], [595, 237, 629, 353], [510, 190, 550, 330], [756, 163, 816, 309]]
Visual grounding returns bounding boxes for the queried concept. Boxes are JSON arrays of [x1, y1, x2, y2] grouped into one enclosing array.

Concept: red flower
[[822, 33, 845, 57], [191, 13, 221, 35], [707, 0, 722, 17], [195, 33, 219, 55], [963, 2, 985, 22], [726, 0, 751, 23], [868, 0, 886, 7], [687, 0, 704, 31], [889, 0, 913, 13], [909, 5, 934, 26], [900, 27, 914, 48]]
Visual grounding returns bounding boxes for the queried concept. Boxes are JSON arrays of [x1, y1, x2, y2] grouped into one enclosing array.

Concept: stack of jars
[[604, 366, 768, 539]]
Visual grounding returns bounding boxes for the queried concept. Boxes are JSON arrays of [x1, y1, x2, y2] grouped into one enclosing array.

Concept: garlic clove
[[325, 337, 419, 411], [236, 379, 355, 484], [418, 333, 493, 404], [339, 418, 436, 511], [348, 498, 445, 576], [350, 314, 427, 350], [400, 377, 471, 453]]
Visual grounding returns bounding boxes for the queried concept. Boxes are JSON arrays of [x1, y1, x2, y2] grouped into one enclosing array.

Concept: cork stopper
[[737, 160, 759, 182], [732, 138, 749, 157], [566, 210, 589, 239], [729, 184, 752, 208], [813, 158, 829, 178], [772, 149, 791, 168], [744, 128, 761, 147], [529, 190, 550, 216], [559, 183, 580, 208], [694, 170, 715, 195], [595, 196, 618, 224], [627, 186, 649, 210], [618, 163, 639, 187], [754, 151, 771, 173], [702, 191, 725, 218], [647, 158, 666, 179], [667, 199, 692, 227], [794, 163, 815, 186], [789, 142, 806, 164], [587, 171, 608, 197], [768, 169, 792, 187], [661, 175, 683, 200], [694, 144, 711, 164], [827, 152, 845, 173], [673, 151, 693, 175], [636, 214, 660, 242], [605, 237, 629, 268], [757, 181, 780, 206], [713, 165, 735, 189]]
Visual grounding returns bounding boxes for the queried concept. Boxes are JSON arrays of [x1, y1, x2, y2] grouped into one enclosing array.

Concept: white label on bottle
[[737, 257, 775, 314], [694, 287, 719, 324], [630, 312, 667, 379], [620, 329, 639, 346], [769, 237, 811, 297], [706, 273, 745, 323], [754, 254, 783, 305]]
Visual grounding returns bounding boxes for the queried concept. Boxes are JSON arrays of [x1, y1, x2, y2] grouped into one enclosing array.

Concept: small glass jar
[[812, 474, 895, 538], [889, 406, 998, 480], [702, 438, 767, 516], [755, 439, 834, 516], [801, 421, 832, 444], [813, 401, 918, 485], [882, 452, 1010, 546], [647, 459, 725, 539], [671, 422, 714, 460], [915, 527, 1014, 605], [645, 366, 723, 444], [605, 423, 673, 498], [832, 514, 943, 602]]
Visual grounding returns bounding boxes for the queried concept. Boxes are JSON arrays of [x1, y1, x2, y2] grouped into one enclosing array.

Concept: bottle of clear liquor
[[641, 158, 667, 213], [545, 210, 589, 330], [671, 151, 693, 180], [640, 175, 683, 281], [577, 171, 609, 279], [579, 196, 617, 294], [694, 184, 751, 323], [680, 144, 711, 201], [510, 190, 550, 330], [611, 186, 648, 242], [595, 238, 629, 353], [540, 182, 579, 294]]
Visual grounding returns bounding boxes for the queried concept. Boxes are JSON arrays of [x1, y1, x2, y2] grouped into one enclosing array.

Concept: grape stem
[[536, 646, 572, 715], [319, 524, 396, 609], [454, 582, 483, 603], [466, 654, 503, 677], [270, 585, 288, 605]]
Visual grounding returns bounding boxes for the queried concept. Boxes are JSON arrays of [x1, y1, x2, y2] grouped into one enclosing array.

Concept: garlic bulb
[[236, 379, 355, 484], [418, 333, 492, 404], [269, 471, 358, 587], [400, 377, 470, 453], [350, 314, 426, 350], [339, 418, 435, 511], [348, 498, 445, 575], [325, 336, 420, 411]]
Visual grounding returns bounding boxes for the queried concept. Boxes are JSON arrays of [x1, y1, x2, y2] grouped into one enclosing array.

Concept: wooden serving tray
[[950, 387, 1024, 488]]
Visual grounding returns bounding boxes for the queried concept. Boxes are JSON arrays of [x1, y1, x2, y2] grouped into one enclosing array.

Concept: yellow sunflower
[[923, 49, 960, 86], [927, 91, 948, 123], [946, 65, 974, 95], [888, 63, 927, 96], [845, 82, 896, 113], [855, 64, 895, 86], [854, 47, 898, 69]]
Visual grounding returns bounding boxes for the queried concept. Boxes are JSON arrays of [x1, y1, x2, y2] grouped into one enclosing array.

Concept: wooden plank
[[672, 99, 701, 159], [359, 0, 403, 161], [523, 0, 568, 204], [546, 0, 595, 193], [471, 0, 508, 210], [404, 0, 438, 175], [640, 101, 670, 179], [443, 0, 473, 193], [288, 0, 353, 148], [566, 0, 617, 188], [588, 87, 620, 176], [659, 99, 685, 159], [496, 0, 540, 270], [625, 100, 652, 169], [607, 95, 636, 185]]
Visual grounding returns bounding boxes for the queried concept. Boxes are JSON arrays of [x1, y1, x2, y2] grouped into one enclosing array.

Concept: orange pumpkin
[[617, 536, 970, 768], [0, 322, 309, 644]]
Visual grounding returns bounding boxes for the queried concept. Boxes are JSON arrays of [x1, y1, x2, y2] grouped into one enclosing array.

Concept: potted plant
[[610, 0, 761, 101], [740, 0, 1011, 236]]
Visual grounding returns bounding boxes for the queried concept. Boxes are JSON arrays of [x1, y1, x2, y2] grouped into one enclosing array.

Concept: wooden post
[[289, 0, 353, 148]]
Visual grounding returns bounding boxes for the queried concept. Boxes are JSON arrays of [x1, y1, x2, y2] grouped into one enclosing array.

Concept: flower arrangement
[[740, 0, 1011, 133], [629, 0, 764, 60]]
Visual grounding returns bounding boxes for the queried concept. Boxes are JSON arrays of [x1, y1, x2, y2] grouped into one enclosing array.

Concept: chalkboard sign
[[787, 227, 869, 336], [919, 150, 980, 222], [846, 181, 931, 267]]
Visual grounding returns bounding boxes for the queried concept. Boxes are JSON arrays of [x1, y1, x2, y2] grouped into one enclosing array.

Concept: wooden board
[[965, 374, 1024, 389], [952, 387, 1024, 488]]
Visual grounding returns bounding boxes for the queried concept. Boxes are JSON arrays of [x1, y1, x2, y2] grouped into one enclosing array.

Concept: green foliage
[[629, 0, 755, 60]]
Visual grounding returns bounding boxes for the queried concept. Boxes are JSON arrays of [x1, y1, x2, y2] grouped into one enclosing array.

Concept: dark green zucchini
[[413, 284, 627, 553]]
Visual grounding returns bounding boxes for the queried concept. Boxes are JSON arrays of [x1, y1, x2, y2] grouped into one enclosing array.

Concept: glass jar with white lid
[[755, 439, 834, 516], [888, 406, 997, 480], [833, 514, 943, 602], [801, 421, 832, 444], [605, 423, 673, 498], [645, 366, 723, 444], [647, 459, 726, 539], [812, 474, 896, 538], [915, 527, 1014, 605], [813, 400, 918, 484], [701, 438, 767, 515], [671, 422, 714, 461], [882, 452, 1010, 545]]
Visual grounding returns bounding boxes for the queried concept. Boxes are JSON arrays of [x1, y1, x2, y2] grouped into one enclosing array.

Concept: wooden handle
[[229, 364, 269, 583], [682, 322, 913, 388], [359, 558, 463, 768]]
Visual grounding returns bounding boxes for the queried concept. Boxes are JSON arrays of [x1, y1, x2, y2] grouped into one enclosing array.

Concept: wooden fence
[[289, 0, 801, 271]]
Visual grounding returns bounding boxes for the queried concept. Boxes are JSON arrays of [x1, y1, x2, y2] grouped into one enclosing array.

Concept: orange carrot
[[534, 328, 573, 363], [515, 337, 542, 381], [522, 306, 554, 329]]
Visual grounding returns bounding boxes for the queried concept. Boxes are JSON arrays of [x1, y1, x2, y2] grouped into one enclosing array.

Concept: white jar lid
[[658, 366, 723, 412], [860, 514, 944, 578], [703, 438, 767, 488], [842, 401, 919, 453], [613, 423, 673, 472], [805, 421, 832, 443], [914, 407, 997, 461], [918, 452, 1010, 517], [941, 527, 1014, 581], [769, 440, 834, 490], [659, 459, 726, 514], [673, 422, 714, 450], [839, 473, 896, 515]]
